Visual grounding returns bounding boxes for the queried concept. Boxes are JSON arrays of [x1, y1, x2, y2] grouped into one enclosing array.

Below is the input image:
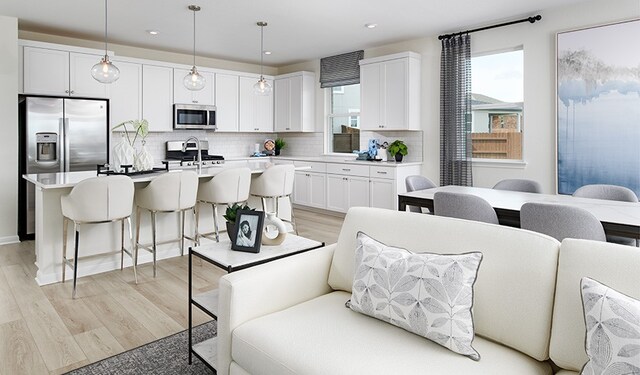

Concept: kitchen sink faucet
[[182, 136, 202, 172]]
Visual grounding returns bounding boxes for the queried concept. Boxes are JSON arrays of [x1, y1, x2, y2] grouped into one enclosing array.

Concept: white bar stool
[[135, 170, 198, 277], [197, 167, 251, 242], [250, 164, 298, 234], [61, 175, 135, 298]]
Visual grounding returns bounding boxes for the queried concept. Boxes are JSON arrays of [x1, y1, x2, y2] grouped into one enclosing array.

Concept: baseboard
[[0, 235, 20, 245]]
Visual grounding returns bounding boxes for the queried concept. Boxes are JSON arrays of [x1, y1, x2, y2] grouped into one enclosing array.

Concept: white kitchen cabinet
[[215, 73, 239, 132], [239, 76, 274, 132], [369, 178, 395, 210], [173, 68, 215, 105], [360, 52, 421, 130], [23, 47, 107, 98], [293, 171, 326, 209], [142, 64, 174, 132], [275, 72, 315, 132], [326, 173, 369, 213], [108, 60, 142, 128]]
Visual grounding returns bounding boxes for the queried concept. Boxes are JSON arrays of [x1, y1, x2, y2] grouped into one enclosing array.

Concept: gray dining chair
[[520, 202, 606, 242], [433, 192, 499, 224], [492, 179, 542, 193], [573, 184, 638, 246], [405, 175, 436, 213]]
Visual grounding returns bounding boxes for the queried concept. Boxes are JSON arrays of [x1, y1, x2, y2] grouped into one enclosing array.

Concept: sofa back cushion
[[328, 207, 560, 361], [549, 239, 640, 371]]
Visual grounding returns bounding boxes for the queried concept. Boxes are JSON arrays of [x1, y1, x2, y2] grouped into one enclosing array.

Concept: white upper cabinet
[[239, 76, 274, 132], [23, 47, 107, 98], [142, 64, 174, 132], [274, 71, 315, 132], [215, 73, 239, 132], [360, 52, 421, 131], [108, 60, 142, 129], [173, 68, 215, 105]]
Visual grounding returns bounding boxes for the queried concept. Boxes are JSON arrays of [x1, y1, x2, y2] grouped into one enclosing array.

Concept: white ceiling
[[0, 0, 592, 67]]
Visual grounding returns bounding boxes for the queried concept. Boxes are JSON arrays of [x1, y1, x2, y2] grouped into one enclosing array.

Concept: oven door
[[174, 104, 216, 130]]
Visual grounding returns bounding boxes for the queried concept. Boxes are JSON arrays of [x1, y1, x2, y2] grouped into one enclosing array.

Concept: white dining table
[[398, 185, 640, 239]]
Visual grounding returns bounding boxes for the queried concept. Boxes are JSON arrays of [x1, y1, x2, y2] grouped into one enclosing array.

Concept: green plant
[[112, 119, 149, 146], [275, 138, 286, 150], [223, 203, 256, 223], [388, 140, 408, 156]]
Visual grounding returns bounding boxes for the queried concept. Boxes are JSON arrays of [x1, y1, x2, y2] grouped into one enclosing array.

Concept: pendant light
[[183, 5, 206, 91], [91, 0, 120, 83], [253, 21, 272, 95]]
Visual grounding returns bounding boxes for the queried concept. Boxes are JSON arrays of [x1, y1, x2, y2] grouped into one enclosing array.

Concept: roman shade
[[320, 50, 364, 88]]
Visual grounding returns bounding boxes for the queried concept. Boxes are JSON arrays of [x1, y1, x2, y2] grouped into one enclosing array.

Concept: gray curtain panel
[[440, 34, 473, 186]]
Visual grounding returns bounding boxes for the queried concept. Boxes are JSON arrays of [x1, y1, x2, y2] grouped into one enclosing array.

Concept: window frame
[[325, 84, 361, 155]]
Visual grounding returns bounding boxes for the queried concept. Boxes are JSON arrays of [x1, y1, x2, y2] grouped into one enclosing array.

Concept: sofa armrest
[[216, 244, 336, 375]]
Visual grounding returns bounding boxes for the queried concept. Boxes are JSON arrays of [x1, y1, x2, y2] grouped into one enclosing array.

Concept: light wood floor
[[0, 208, 344, 375]]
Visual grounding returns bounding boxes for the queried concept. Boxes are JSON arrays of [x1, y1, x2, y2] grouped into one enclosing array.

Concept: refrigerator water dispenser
[[36, 132, 58, 162]]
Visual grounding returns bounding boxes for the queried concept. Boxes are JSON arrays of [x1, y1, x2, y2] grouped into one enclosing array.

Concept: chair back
[[572, 184, 638, 202], [492, 179, 542, 193], [405, 175, 436, 213], [136, 170, 198, 211], [433, 191, 499, 224], [250, 164, 295, 197], [520, 202, 606, 242], [198, 167, 251, 204], [61, 175, 134, 222]]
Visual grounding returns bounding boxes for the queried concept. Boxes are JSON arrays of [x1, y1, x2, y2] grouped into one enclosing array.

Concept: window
[[327, 84, 360, 153], [471, 49, 524, 160]]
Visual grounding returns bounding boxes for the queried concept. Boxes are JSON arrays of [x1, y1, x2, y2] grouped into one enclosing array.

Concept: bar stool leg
[[261, 197, 267, 213], [127, 216, 137, 284], [151, 211, 157, 278], [135, 206, 141, 268], [120, 219, 125, 270], [62, 217, 68, 283], [72, 225, 79, 299], [180, 210, 185, 256], [212, 203, 220, 242], [194, 203, 200, 246], [275, 197, 280, 216], [289, 196, 298, 235]]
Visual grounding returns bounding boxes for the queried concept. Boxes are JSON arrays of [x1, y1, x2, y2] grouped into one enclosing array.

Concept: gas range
[[164, 140, 224, 170]]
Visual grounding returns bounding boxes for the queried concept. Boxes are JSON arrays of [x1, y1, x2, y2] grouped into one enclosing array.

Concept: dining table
[[398, 185, 640, 240]]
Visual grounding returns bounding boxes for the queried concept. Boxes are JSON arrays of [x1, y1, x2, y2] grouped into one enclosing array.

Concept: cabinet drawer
[[293, 161, 326, 173], [369, 166, 396, 180], [326, 163, 369, 177]]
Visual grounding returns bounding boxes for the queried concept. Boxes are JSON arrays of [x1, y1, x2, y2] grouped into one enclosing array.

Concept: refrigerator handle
[[58, 118, 65, 173], [63, 118, 70, 172]]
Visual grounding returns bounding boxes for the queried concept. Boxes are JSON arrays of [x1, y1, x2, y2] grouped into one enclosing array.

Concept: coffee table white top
[[191, 234, 324, 272]]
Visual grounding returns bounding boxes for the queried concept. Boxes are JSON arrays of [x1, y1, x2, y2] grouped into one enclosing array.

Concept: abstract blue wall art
[[556, 19, 640, 196]]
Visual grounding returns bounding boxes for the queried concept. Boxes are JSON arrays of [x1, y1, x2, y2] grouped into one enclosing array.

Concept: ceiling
[[0, 0, 592, 67]]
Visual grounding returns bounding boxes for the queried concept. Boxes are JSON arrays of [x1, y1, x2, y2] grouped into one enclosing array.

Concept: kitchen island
[[23, 161, 308, 285]]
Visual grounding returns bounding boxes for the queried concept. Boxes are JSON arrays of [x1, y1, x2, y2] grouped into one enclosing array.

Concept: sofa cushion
[[579, 277, 640, 374], [349, 232, 482, 360], [328, 207, 560, 361], [550, 239, 640, 372], [231, 291, 553, 375]]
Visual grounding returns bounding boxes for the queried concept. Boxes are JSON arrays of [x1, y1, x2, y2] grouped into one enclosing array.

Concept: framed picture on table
[[231, 210, 264, 253]]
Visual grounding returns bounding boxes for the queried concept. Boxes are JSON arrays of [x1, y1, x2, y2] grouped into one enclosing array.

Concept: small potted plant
[[388, 140, 408, 162], [275, 138, 286, 156], [223, 203, 255, 243]]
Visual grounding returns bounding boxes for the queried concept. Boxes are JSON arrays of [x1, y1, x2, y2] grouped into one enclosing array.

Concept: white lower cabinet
[[293, 171, 326, 209], [326, 174, 370, 213], [370, 178, 395, 210]]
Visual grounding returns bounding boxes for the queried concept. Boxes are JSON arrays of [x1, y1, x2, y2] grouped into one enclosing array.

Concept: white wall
[[0, 15, 19, 244]]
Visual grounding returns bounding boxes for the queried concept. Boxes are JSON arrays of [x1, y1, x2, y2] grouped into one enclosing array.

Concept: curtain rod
[[438, 15, 542, 40]]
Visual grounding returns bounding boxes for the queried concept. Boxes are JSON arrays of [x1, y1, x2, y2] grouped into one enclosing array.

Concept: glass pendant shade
[[184, 66, 206, 91], [91, 55, 120, 83], [253, 76, 272, 95]]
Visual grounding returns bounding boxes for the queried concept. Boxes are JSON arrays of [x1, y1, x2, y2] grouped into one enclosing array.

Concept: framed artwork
[[556, 19, 640, 196], [231, 210, 264, 253]]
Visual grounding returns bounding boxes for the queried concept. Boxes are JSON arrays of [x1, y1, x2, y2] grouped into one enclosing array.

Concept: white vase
[[113, 134, 136, 172], [135, 141, 154, 171], [261, 212, 287, 245]]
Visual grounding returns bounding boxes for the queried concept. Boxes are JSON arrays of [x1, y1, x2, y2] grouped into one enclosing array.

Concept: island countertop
[[23, 160, 310, 190]]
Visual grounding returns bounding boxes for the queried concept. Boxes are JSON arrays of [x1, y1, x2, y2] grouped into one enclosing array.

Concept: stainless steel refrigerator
[[19, 96, 109, 240]]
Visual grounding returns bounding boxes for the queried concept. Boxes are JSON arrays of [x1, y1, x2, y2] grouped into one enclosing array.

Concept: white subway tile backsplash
[[360, 131, 423, 162]]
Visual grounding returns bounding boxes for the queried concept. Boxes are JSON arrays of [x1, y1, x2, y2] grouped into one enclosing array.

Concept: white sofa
[[217, 207, 640, 375]]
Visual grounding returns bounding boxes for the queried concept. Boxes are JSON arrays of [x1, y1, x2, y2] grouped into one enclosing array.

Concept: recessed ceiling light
[[263, 51, 272, 55], [365, 23, 377, 29], [146, 30, 160, 35]]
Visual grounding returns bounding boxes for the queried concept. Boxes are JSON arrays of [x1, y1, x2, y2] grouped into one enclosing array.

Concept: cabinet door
[[142, 65, 174, 132], [308, 172, 326, 209], [369, 178, 395, 210], [274, 78, 290, 132], [293, 171, 310, 205], [348, 176, 370, 209], [239, 76, 274, 132], [173, 68, 215, 105], [256, 78, 274, 132], [215, 73, 239, 132], [289, 75, 303, 131], [383, 59, 407, 129], [23, 47, 70, 96], [69, 52, 108, 98], [109, 61, 142, 129], [359, 63, 381, 130], [326, 174, 349, 212]]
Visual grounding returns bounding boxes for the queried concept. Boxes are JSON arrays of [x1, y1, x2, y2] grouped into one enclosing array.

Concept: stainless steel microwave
[[173, 104, 217, 130]]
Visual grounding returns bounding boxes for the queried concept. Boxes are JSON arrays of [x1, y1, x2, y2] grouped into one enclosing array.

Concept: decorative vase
[[275, 148, 281, 156], [261, 212, 287, 245], [395, 153, 404, 162], [113, 134, 136, 172], [226, 222, 237, 244], [135, 140, 154, 171]]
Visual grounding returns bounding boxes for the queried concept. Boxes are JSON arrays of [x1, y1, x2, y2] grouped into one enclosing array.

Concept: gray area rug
[[65, 320, 217, 375]]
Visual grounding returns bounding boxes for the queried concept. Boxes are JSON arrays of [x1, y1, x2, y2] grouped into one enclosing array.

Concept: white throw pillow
[[348, 232, 483, 360], [580, 277, 640, 375]]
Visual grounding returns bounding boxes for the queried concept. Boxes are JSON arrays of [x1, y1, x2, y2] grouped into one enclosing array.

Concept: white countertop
[[23, 160, 310, 190], [268, 156, 423, 167]]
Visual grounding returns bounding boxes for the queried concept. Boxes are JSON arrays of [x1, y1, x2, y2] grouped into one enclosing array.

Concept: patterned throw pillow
[[348, 232, 483, 360], [580, 277, 640, 375]]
